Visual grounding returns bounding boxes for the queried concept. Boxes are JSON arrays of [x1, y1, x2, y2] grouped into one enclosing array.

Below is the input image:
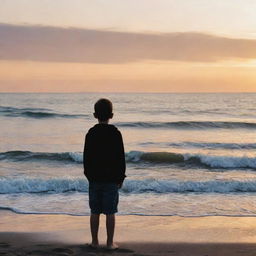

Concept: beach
[[1, 0, 256, 253], [1, 210, 256, 255]]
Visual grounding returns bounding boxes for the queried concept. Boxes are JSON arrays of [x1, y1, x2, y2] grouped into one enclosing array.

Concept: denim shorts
[[89, 182, 119, 215]]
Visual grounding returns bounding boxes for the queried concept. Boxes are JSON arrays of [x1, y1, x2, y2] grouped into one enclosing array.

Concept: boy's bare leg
[[90, 214, 100, 247], [106, 214, 118, 249]]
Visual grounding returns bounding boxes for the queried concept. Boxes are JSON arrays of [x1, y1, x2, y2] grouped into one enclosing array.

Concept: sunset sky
[[0, 0, 256, 92]]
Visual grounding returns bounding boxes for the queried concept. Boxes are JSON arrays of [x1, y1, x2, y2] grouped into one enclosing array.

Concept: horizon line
[[0, 91, 255, 94]]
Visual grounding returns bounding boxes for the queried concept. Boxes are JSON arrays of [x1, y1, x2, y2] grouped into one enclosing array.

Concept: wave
[[0, 106, 87, 119], [128, 151, 256, 169], [0, 178, 87, 194], [1, 150, 256, 169], [0, 150, 81, 162], [140, 141, 256, 150], [2, 177, 256, 194], [177, 142, 256, 150], [115, 121, 256, 130], [123, 179, 256, 193]]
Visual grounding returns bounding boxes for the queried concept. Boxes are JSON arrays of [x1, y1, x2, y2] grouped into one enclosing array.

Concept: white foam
[[1, 177, 256, 194], [69, 152, 83, 163], [123, 179, 256, 193], [127, 151, 256, 169], [184, 153, 256, 168], [125, 151, 144, 162], [0, 178, 88, 194]]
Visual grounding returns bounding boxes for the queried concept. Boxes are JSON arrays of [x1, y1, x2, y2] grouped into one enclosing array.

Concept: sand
[[1, 210, 256, 255]]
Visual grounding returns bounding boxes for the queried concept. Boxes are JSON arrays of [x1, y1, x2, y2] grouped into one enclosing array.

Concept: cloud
[[1, 23, 256, 63]]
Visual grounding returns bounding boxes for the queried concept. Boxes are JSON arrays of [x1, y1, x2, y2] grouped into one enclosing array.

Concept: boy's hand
[[117, 182, 123, 189]]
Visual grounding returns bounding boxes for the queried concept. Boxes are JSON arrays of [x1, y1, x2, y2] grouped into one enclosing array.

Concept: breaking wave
[[1, 150, 256, 169], [0, 150, 81, 162], [127, 151, 256, 169], [2, 177, 256, 194], [0, 178, 87, 194]]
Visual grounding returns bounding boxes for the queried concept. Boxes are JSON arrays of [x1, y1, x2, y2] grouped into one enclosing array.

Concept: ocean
[[0, 92, 256, 217]]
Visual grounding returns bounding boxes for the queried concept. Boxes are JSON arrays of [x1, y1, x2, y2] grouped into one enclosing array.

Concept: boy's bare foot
[[88, 242, 99, 249], [106, 243, 119, 250]]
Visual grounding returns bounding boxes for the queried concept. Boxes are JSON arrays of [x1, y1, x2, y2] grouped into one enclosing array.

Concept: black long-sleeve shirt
[[83, 123, 126, 183]]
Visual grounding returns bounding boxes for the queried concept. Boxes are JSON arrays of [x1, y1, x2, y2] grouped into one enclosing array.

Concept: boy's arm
[[83, 133, 90, 178], [117, 131, 126, 187]]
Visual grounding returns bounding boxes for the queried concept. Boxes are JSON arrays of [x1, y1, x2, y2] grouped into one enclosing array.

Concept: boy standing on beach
[[83, 98, 126, 250]]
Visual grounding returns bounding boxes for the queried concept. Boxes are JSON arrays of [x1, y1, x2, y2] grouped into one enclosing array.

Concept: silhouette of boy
[[83, 98, 126, 250]]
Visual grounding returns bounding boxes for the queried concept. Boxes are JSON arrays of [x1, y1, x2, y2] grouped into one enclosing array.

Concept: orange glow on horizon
[[0, 60, 256, 93]]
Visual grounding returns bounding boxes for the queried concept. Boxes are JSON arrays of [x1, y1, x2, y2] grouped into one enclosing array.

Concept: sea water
[[0, 92, 256, 216]]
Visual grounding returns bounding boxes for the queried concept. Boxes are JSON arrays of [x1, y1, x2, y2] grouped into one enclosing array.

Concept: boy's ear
[[93, 112, 97, 119], [110, 113, 113, 119]]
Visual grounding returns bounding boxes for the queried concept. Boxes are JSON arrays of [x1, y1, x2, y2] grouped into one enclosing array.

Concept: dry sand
[[1, 210, 256, 255]]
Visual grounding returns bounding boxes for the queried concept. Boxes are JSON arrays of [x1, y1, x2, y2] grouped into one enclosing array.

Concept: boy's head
[[94, 98, 113, 122]]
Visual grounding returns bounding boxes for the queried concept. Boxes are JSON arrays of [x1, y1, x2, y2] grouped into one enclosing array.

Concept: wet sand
[[1, 210, 256, 255]]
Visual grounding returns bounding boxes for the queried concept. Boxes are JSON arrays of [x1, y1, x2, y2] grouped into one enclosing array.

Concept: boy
[[83, 98, 126, 250]]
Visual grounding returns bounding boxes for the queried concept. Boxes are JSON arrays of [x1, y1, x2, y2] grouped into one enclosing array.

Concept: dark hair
[[94, 98, 113, 121]]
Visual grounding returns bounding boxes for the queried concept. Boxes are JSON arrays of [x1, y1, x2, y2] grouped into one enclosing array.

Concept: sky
[[0, 0, 256, 92]]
